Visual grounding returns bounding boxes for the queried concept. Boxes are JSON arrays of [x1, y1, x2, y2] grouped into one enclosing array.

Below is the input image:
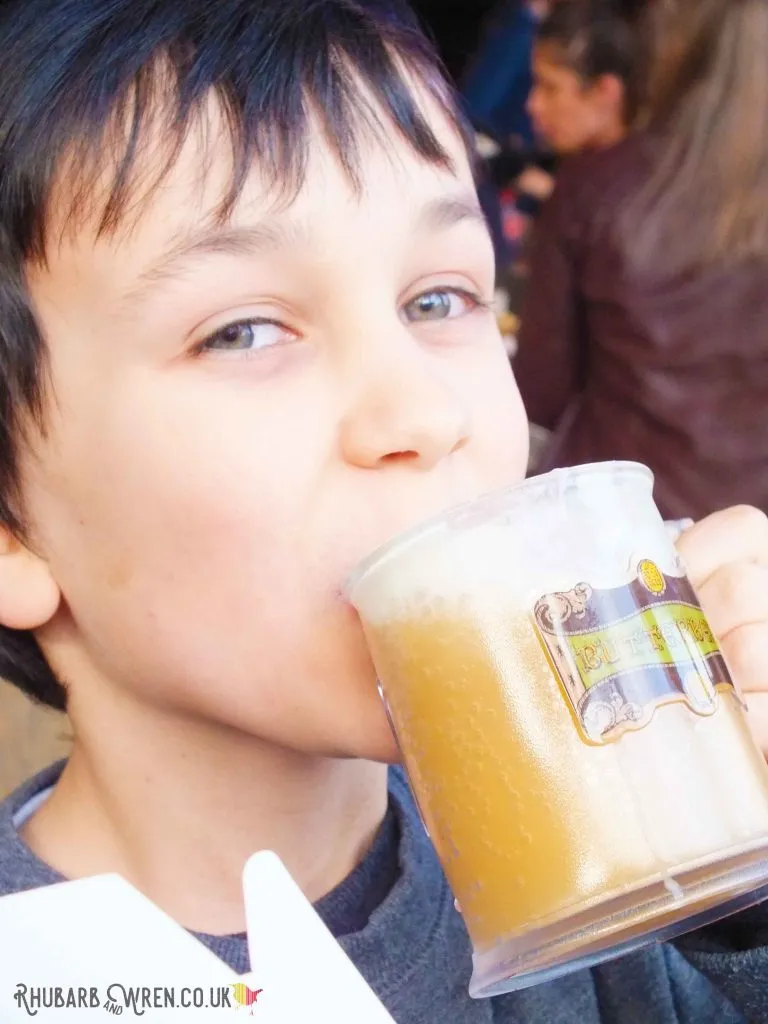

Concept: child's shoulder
[[0, 760, 65, 898]]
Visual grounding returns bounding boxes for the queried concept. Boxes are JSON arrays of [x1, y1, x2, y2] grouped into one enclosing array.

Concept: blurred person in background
[[459, 1, 553, 286], [522, 0, 648, 201], [515, 0, 768, 521]]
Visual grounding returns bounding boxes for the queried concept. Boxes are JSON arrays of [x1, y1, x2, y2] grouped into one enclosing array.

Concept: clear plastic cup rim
[[344, 460, 654, 603]]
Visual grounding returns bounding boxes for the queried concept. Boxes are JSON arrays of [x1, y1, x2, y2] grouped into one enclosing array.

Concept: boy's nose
[[339, 349, 471, 472]]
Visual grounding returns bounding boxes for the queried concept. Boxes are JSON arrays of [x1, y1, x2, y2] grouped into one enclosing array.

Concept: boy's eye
[[403, 288, 481, 323], [199, 319, 291, 354]]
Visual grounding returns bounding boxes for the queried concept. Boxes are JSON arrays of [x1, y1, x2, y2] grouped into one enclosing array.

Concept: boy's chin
[[367, 739, 404, 768], [339, 720, 404, 766], [331, 698, 404, 765]]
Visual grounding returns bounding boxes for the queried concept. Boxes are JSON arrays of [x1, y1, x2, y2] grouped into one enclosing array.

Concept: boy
[[1, 1, 768, 1020]]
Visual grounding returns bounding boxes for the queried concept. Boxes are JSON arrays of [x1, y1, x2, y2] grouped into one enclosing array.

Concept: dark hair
[[623, 0, 768, 273], [537, 0, 649, 123], [0, 0, 469, 711]]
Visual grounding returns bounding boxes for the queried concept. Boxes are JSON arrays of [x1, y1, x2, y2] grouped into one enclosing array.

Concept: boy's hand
[[676, 506, 768, 756]]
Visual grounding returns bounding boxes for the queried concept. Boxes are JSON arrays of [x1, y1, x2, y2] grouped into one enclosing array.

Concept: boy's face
[[21, 91, 528, 762]]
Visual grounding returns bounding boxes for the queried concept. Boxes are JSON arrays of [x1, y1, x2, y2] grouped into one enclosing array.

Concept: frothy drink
[[347, 464, 768, 997]]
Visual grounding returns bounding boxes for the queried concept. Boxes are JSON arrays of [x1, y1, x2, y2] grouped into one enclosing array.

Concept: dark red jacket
[[516, 135, 768, 521]]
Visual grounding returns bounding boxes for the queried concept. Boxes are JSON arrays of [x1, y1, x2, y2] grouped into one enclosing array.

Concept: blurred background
[[0, 688, 70, 797]]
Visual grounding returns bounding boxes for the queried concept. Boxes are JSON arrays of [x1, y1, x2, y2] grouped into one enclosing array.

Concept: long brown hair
[[625, 0, 768, 273]]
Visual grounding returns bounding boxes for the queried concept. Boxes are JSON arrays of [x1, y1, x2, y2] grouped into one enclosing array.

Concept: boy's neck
[[20, 696, 389, 936]]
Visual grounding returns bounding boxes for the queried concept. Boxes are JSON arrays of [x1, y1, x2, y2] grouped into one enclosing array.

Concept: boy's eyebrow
[[416, 193, 487, 234], [123, 220, 309, 304], [123, 191, 486, 305]]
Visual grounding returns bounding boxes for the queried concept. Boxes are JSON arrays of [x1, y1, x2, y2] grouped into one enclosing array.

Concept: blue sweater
[[1, 761, 767, 1022]]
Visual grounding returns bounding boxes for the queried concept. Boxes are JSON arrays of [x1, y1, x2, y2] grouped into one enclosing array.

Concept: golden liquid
[[366, 604, 768, 953]]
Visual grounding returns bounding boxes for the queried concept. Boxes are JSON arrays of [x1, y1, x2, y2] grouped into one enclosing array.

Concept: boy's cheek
[[468, 364, 531, 486], [31, 334, 526, 613]]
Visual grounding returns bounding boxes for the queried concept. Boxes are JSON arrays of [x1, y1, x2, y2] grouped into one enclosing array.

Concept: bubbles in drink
[[348, 465, 768, 993]]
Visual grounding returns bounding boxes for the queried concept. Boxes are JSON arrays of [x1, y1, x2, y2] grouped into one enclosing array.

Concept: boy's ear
[[0, 527, 60, 630]]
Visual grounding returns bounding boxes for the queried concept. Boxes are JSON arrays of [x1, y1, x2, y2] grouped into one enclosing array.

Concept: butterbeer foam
[[350, 491, 680, 625]]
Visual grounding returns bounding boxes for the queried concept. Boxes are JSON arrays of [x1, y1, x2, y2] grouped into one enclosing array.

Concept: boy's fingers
[[720, 621, 768, 695], [676, 506, 768, 589], [695, 561, 768, 642], [744, 691, 768, 755]]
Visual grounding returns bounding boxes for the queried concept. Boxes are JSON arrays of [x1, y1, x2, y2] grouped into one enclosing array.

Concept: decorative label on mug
[[532, 559, 736, 744]]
